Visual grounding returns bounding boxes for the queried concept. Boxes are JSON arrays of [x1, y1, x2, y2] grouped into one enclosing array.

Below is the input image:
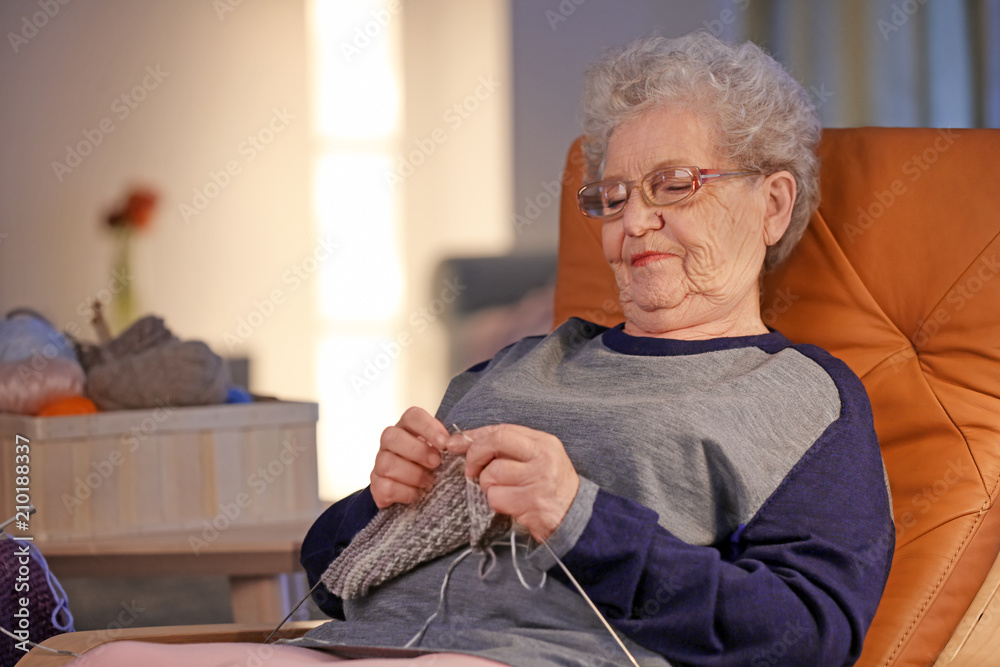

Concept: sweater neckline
[[600, 322, 791, 356]]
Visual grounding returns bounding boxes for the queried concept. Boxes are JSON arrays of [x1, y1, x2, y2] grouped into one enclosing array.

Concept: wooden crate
[[0, 401, 321, 542]]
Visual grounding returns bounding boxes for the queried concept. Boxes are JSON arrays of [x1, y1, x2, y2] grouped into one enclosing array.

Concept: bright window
[[310, 0, 404, 499]]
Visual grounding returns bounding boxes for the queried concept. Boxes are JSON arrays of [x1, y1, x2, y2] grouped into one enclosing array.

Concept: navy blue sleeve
[[300, 487, 379, 618], [560, 353, 894, 666]]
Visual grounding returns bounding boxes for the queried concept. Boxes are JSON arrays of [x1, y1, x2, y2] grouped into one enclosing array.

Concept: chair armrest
[[17, 620, 324, 666]]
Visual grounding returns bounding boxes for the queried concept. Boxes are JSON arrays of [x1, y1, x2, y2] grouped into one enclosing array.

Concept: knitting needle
[[449, 424, 640, 667], [263, 578, 324, 645], [0, 503, 35, 536], [450, 423, 475, 444]]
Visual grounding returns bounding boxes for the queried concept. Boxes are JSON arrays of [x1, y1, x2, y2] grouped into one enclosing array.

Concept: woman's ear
[[761, 171, 796, 246]]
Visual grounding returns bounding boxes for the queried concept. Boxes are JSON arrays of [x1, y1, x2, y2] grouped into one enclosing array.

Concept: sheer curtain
[[742, 0, 1000, 128]]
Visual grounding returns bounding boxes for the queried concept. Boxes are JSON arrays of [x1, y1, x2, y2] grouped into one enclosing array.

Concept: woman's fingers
[[370, 406, 449, 508], [370, 475, 423, 508], [446, 423, 579, 541], [372, 449, 436, 490], [370, 447, 436, 509], [397, 406, 451, 450], [380, 424, 441, 472], [449, 424, 534, 477]]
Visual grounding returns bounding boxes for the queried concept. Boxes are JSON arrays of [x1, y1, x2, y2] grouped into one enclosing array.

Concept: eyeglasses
[[577, 166, 760, 219]]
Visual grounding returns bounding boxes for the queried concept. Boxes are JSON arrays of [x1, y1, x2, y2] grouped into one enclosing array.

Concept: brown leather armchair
[[22, 128, 1000, 666]]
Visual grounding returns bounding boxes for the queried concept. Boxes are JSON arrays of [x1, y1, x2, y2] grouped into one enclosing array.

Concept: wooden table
[[37, 520, 315, 624]]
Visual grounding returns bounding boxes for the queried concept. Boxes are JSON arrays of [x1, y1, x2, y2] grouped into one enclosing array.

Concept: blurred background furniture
[[435, 254, 556, 375], [22, 127, 1000, 666], [1, 401, 322, 629], [36, 521, 313, 625]]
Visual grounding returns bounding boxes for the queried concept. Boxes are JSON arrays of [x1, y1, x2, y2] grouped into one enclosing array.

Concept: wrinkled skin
[[601, 105, 795, 339]]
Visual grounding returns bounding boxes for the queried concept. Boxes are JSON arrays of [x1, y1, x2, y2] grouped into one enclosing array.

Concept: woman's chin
[[622, 299, 689, 330], [622, 288, 689, 315]]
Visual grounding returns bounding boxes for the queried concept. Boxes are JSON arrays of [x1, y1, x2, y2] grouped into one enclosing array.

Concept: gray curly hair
[[581, 32, 821, 271]]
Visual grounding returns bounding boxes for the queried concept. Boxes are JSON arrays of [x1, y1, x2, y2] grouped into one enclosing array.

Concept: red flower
[[106, 187, 158, 230]]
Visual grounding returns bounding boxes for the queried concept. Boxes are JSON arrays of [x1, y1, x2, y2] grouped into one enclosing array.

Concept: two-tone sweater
[[296, 318, 894, 666]]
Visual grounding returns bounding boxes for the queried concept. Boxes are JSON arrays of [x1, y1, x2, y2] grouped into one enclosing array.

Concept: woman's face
[[601, 105, 780, 338]]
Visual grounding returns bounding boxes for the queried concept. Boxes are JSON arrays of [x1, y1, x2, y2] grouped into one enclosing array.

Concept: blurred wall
[[0, 0, 314, 401]]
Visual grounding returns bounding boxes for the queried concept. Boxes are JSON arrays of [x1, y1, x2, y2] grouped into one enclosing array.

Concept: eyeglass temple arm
[[699, 169, 759, 180]]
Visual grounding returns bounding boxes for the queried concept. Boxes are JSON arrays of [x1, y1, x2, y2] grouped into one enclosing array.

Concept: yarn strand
[[404, 548, 473, 648]]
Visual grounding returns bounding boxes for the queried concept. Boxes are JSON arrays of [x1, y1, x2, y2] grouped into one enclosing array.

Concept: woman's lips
[[630, 251, 674, 268]]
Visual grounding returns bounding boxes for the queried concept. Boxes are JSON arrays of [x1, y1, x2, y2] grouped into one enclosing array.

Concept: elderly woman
[[73, 32, 892, 667]]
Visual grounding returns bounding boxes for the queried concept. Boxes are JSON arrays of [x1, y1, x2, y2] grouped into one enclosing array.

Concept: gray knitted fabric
[[322, 453, 512, 599]]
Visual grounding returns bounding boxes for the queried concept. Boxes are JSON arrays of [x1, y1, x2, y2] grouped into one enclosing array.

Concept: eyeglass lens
[[579, 168, 696, 218]]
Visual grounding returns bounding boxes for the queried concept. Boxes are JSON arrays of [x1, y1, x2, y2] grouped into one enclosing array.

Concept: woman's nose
[[620, 186, 664, 236]]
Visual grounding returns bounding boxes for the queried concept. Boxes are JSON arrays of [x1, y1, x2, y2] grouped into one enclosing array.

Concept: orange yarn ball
[[37, 395, 98, 417]]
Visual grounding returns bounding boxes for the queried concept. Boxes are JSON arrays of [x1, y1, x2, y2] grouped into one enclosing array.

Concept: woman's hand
[[370, 406, 451, 509], [447, 424, 580, 542]]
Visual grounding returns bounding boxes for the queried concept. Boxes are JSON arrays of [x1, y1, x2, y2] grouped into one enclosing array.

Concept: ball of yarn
[[0, 312, 76, 364], [37, 394, 99, 417], [0, 539, 74, 665], [86, 340, 230, 410], [0, 356, 86, 415], [226, 386, 254, 404]]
